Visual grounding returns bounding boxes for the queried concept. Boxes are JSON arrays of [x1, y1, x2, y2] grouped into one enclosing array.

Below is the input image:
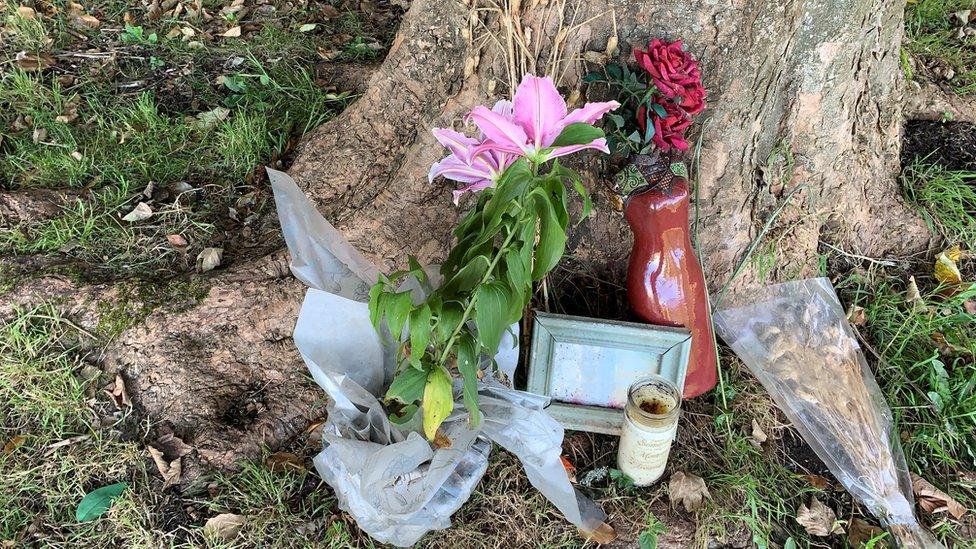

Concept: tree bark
[[8, 0, 932, 478]]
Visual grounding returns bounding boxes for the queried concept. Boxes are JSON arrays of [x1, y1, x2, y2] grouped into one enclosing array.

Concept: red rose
[[634, 39, 706, 115], [637, 100, 693, 152]]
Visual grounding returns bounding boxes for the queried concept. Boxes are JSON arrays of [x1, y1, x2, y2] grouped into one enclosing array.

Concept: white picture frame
[[527, 312, 692, 435]]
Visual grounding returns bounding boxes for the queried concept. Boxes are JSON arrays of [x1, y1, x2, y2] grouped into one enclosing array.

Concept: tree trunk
[[8, 0, 931, 480]]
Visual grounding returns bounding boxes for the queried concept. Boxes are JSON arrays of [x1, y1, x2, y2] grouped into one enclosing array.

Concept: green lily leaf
[[76, 482, 127, 522], [551, 123, 605, 148], [423, 366, 454, 440]]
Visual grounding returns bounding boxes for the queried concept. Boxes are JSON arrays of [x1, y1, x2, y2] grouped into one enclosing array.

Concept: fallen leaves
[[17, 6, 36, 19], [106, 374, 132, 408], [2, 435, 28, 455], [847, 518, 886, 548], [749, 419, 768, 447], [795, 496, 843, 536], [15, 51, 56, 71], [122, 202, 153, 222], [846, 305, 867, 327], [801, 474, 832, 491], [906, 276, 927, 313], [911, 473, 967, 520], [197, 247, 223, 272], [148, 446, 182, 490], [668, 471, 710, 512], [934, 246, 964, 286], [74, 14, 101, 28], [193, 106, 230, 129], [221, 26, 241, 38], [166, 234, 189, 248], [265, 451, 305, 473], [204, 513, 246, 541]]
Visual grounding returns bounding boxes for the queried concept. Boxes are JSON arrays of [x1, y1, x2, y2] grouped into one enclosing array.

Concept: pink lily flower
[[466, 74, 619, 162], [429, 101, 516, 203]]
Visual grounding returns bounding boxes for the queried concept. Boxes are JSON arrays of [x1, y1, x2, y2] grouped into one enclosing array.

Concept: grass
[[905, 0, 976, 95], [2, 1, 976, 548], [0, 3, 364, 278], [903, 161, 976, 244]]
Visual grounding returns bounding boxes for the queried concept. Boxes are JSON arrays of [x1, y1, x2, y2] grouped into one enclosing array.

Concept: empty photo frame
[[526, 312, 692, 435]]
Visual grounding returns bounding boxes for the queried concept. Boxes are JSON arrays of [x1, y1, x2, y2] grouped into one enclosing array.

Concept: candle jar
[[616, 375, 682, 486]]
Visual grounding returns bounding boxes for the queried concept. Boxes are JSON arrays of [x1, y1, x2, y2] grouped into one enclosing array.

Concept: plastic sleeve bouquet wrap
[[267, 168, 606, 547], [713, 278, 944, 549]]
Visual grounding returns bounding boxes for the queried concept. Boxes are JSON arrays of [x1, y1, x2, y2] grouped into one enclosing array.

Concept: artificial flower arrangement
[[585, 38, 706, 160], [592, 38, 719, 399], [368, 75, 619, 439]]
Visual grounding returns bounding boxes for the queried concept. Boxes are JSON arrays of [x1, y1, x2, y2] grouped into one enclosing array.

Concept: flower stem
[[438, 218, 521, 366]]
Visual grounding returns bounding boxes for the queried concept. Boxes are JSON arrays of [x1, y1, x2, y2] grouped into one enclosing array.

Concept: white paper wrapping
[[268, 168, 605, 546]]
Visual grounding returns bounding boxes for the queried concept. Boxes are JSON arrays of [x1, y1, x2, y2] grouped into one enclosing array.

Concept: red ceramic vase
[[622, 159, 717, 398]]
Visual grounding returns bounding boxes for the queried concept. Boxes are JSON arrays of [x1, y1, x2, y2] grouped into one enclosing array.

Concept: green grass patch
[[905, 0, 976, 95], [0, 46, 348, 276], [902, 161, 976, 245], [0, 306, 151, 544]]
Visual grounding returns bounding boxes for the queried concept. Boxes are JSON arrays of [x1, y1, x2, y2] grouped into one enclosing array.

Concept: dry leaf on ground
[[906, 276, 927, 313], [934, 250, 963, 286], [17, 6, 37, 19], [432, 430, 452, 449], [931, 332, 969, 356], [222, 26, 241, 37], [166, 234, 188, 247], [750, 419, 768, 447], [147, 446, 182, 490], [265, 451, 305, 472], [194, 106, 230, 129], [197, 247, 223, 272], [122, 202, 153, 222], [2, 435, 28, 455], [912, 473, 967, 520], [106, 374, 132, 407], [15, 51, 56, 71], [847, 305, 867, 326], [847, 518, 887, 548], [796, 496, 843, 536], [669, 471, 710, 512], [204, 513, 246, 541], [801, 474, 831, 490], [74, 14, 101, 28]]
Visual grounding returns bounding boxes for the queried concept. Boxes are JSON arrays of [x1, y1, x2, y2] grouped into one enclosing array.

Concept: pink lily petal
[[513, 74, 567, 148], [491, 99, 514, 118], [452, 179, 495, 204], [562, 100, 621, 126], [428, 155, 492, 184], [545, 100, 621, 145], [432, 128, 479, 162], [545, 138, 610, 161], [467, 106, 531, 154], [469, 139, 523, 160]]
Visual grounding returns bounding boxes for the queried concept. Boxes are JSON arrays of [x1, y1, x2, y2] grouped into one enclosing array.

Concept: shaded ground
[[2, 0, 976, 548]]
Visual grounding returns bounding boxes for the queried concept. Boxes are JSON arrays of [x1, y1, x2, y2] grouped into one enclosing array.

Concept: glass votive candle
[[616, 374, 682, 486]]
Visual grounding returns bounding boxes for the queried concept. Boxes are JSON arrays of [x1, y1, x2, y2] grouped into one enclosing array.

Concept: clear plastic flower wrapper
[[268, 168, 606, 547], [713, 278, 943, 549]]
